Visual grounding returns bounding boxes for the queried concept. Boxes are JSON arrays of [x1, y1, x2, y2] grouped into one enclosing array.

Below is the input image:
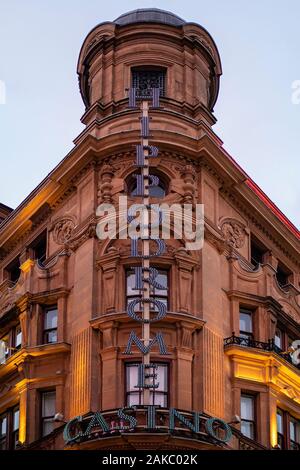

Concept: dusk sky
[[1, 0, 300, 226]]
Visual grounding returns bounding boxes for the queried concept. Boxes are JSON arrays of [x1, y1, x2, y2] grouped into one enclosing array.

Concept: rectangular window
[[239, 308, 253, 344], [276, 409, 300, 450], [277, 409, 285, 449], [14, 324, 22, 350], [12, 407, 19, 449], [0, 333, 10, 364], [132, 68, 166, 98], [41, 391, 56, 437], [274, 328, 283, 350], [43, 307, 58, 344], [0, 413, 7, 450], [0, 326, 22, 364], [125, 363, 168, 407], [289, 416, 299, 450], [276, 262, 291, 288], [5, 256, 20, 283], [250, 237, 266, 267], [126, 269, 168, 312], [0, 406, 19, 450], [240, 394, 255, 439], [31, 231, 47, 266]]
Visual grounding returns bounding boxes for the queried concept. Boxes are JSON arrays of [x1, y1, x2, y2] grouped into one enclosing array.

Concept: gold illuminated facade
[[0, 9, 299, 451]]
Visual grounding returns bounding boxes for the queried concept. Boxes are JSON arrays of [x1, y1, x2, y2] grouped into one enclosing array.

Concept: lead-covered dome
[[114, 8, 185, 27]]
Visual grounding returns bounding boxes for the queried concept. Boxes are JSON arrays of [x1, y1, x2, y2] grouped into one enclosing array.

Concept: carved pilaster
[[181, 164, 197, 204], [16, 296, 32, 347], [174, 249, 198, 313], [97, 248, 121, 313], [98, 164, 114, 204]]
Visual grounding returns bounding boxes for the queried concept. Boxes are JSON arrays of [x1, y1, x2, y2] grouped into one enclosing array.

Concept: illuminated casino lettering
[[63, 407, 232, 445]]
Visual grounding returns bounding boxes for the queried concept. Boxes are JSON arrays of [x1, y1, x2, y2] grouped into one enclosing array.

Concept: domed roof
[[114, 8, 185, 27]]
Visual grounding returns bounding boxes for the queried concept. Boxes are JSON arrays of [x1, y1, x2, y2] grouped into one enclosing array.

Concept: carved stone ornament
[[66, 221, 97, 252], [221, 219, 246, 249], [52, 217, 76, 245]]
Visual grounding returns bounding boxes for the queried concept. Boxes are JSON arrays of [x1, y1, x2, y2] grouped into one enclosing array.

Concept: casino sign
[[63, 406, 232, 449]]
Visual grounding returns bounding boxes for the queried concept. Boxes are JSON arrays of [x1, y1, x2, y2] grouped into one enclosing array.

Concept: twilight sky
[[0, 1, 300, 226]]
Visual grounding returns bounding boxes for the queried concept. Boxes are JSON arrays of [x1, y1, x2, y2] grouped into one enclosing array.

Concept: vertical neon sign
[[125, 87, 169, 406]]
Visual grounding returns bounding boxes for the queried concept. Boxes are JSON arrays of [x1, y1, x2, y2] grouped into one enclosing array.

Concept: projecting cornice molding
[[0, 121, 299, 273]]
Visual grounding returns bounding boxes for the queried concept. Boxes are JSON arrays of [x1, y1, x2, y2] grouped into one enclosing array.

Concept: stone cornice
[[0, 342, 71, 381], [0, 121, 299, 273], [225, 345, 300, 405]]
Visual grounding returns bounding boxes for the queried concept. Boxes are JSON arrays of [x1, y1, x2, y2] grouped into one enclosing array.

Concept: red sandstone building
[[0, 8, 300, 451]]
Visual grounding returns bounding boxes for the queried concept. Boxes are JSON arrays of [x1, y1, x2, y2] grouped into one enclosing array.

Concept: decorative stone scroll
[[221, 218, 246, 249], [51, 216, 76, 245]]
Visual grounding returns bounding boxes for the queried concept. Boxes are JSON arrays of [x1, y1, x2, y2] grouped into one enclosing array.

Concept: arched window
[[126, 171, 168, 199]]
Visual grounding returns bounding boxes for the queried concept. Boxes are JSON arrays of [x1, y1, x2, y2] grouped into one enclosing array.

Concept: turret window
[[132, 68, 166, 98]]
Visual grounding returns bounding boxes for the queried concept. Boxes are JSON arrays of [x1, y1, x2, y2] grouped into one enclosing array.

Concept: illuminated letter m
[[124, 331, 168, 355]]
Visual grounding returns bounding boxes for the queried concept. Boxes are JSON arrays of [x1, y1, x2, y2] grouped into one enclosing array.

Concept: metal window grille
[[132, 69, 166, 98]]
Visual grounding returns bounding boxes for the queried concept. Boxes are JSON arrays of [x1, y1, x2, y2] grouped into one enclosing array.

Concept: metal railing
[[224, 334, 300, 370], [231, 427, 267, 450]]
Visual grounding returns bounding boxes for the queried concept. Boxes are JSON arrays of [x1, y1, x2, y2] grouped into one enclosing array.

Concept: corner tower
[[76, 8, 222, 148]]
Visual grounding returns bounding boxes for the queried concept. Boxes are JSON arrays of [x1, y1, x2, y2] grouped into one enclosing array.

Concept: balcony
[[224, 335, 300, 372], [224, 335, 300, 404]]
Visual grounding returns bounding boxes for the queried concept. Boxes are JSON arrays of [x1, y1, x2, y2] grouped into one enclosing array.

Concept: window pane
[[126, 363, 168, 407], [288, 336, 295, 348], [45, 309, 57, 330], [127, 393, 141, 407], [240, 311, 252, 333], [13, 431, 19, 449], [241, 421, 254, 439], [15, 325, 22, 348], [126, 270, 168, 311], [127, 272, 137, 296], [150, 391, 167, 407], [45, 330, 57, 343], [42, 391, 56, 417], [275, 329, 282, 349], [0, 415, 7, 437], [43, 418, 54, 436], [241, 395, 254, 420], [13, 408, 19, 431], [150, 297, 167, 312], [127, 365, 139, 391], [277, 410, 283, 434], [0, 439, 6, 450], [156, 365, 168, 392], [277, 433, 284, 449], [149, 185, 165, 198], [132, 69, 166, 97], [129, 178, 166, 198], [153, 272, 168, 295], [0, 336, 9, 364], [290, 418, 298, 443]]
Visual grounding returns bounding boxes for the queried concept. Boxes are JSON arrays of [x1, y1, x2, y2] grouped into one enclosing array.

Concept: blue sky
[[0, 1, 300, 226]]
